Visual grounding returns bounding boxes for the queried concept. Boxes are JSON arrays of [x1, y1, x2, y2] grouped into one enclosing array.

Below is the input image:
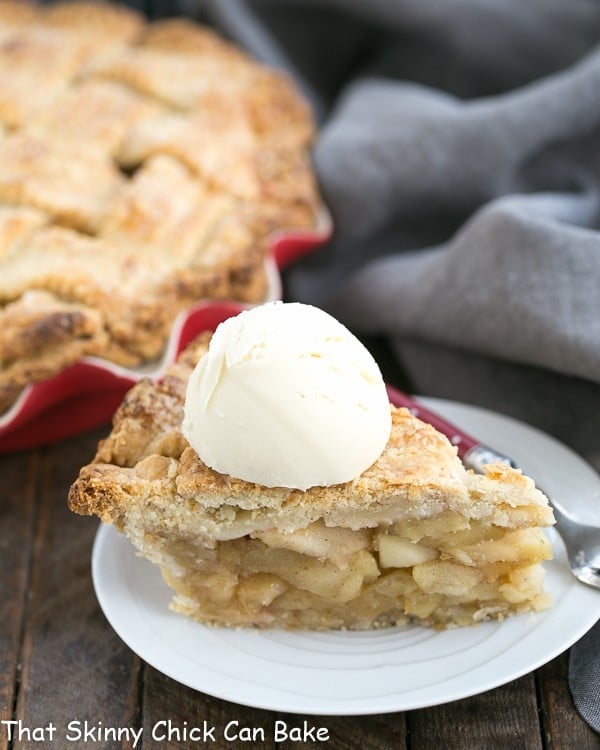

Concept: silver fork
[[386, 387, 600, 590], [546, 502, 600, 588]]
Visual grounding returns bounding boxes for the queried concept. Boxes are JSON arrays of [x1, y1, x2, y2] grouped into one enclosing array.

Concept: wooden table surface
[[1, 427, 599, 750]]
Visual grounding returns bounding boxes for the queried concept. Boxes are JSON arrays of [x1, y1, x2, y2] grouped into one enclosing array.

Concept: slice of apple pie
[[69, 332, 555, 631]]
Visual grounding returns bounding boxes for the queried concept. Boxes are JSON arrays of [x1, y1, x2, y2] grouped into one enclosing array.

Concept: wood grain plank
[[12, 431, 142, 750], [408, 676, 543, 750], [142, 666, 275, 749], [0, 451, 38, 750], [537, 653, 600, 750]]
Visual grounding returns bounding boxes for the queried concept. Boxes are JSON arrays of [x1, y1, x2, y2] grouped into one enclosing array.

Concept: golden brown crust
[[0, 133, 125, 232], [0, 1, 38, 32], [100, 155, 227, 260], [0, 226, 236, 363], [44, 1, 144, 45], [0, 3, 143, 129], [69, 335, 554, 534], [25, 79, 162, 157], [0, 290, 106, 412], [87, 44, 246, 110], [119, 112, 317, 231], [140, 17, 248, 61], [0, 2, 320, 414], [0, 205, 48, 259], [0, 27, 88, 128]]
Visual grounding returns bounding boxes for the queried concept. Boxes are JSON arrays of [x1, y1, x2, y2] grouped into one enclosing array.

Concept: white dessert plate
[[92, 398, 600, 715]]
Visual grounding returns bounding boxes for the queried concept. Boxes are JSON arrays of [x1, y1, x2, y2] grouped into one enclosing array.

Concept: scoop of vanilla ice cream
[[182, 302, 392, 490]]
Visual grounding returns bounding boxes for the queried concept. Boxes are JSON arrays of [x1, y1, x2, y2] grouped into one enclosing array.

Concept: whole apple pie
[[69, 331, 555, 631], [0, 1, 319, 413]]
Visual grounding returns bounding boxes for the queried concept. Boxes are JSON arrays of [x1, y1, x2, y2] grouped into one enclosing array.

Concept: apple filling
[[154, 512, 552, 630]]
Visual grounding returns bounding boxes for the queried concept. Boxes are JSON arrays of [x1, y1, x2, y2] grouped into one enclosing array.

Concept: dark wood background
[[1, 428, 599, 750]]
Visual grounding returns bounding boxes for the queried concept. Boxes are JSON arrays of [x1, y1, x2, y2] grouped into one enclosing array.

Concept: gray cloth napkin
[[190, 0, 600, 729]]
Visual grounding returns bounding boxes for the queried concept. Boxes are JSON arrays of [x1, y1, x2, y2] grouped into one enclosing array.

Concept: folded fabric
[[570, 622, 600, 731], [329, 191, 600, 384]]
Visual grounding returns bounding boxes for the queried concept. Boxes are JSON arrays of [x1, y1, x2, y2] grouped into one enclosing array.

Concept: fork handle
[[385, 385, 517, 470]]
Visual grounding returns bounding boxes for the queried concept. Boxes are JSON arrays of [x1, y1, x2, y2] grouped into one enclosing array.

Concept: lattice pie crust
[[0, 1, 319, 412]]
